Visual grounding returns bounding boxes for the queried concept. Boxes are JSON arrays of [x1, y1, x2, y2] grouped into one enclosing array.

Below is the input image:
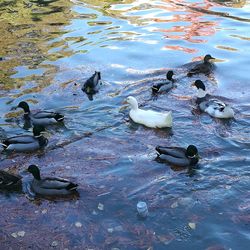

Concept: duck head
[[17, 101, 30, 113], [166, 70, 174, 81], [27, 165, 41, 180], [33, 125, 46, 137], [186, 145, 198, 158], [192, 80, 206, 91], [125, 96, 138, 110], [204, 54, 215, 63], [54, 113, 64, 122]]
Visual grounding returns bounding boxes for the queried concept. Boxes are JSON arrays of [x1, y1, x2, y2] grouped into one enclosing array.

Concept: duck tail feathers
[[67, 182, 78, 191]]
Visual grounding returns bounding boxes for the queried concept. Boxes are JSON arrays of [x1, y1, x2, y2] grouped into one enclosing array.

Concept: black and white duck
[[16, 101, 64, 126], [187, 54, 215, 77], [27, 165, 78, 196], [82, 71, 102, 95], [155, 145, 199, 167], [0, 170, 22, 191], [192, 80, 234, 118], [152, 70, 175, 95], [1, 125, 48, 152]]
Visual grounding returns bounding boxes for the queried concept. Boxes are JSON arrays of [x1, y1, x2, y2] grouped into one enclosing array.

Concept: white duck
[[125, 96, 172, 128], [192, 80, 234, 119]]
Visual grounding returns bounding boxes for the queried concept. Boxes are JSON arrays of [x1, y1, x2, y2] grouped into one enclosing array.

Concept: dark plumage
[[27, 165, 78, 196], [82, 71, 102, 95], [1, 125, 48, 152], [0, 170, 22, 191], [155, 145, 199, 167], [187, 54, 215, 77], [17, 101, 64, 126], [152, 70, 175, 95]]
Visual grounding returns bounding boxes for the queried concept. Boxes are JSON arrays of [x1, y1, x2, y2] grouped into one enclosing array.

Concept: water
[[0, 0, 250, 249]]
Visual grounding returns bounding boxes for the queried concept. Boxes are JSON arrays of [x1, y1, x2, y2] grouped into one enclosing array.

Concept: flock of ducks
[[0, 54, 235, 197]]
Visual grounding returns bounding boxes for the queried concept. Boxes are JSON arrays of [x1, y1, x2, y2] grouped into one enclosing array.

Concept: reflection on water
[[0, 0, 250, 249]]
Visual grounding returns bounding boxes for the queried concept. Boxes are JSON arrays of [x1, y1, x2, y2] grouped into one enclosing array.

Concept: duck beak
[[122, 100, 128, 105], [191, 82, 195, 87]]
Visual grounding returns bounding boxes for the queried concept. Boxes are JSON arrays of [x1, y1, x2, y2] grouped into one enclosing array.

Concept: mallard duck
[[192, 80, 234, 118], [187, 54, 215, 77], [82, 71, 102, 95], [155, 145, 199, 167], [1, 125, 48, 152], [152, 70, 175, 95], [27, 165, 78, 196], [16, 101, 64, 126], [0, 170, 22, 191], [125, 96, 172, 128]]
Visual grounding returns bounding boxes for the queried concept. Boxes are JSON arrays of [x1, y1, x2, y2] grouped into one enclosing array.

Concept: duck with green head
[[1, 125, 48, 152], [155, 145, 199, 167], [16, 101, 64, 126], [152, 70, 175, 95], [27, 165, 78, 196]]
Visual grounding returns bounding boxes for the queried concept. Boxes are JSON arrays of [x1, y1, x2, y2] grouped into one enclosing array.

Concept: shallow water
[[0, 0, 250, 249]]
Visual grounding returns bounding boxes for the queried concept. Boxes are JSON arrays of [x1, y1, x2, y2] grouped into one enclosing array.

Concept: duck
[[82, 71, 102, 95], [125, 96, 172, 128], [152, 70, 175, 95], [187, 54, 215, 77], [27, 165, 78, 196], [16, 101, 64, 126], [1, 125, 48, 152], [0, 170, 22, 191], [192, 80, 234, 118], [155, 145, 199, 167]]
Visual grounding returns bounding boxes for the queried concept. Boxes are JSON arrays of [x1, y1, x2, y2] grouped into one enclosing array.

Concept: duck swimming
[[1, 125, 48, 152], [27, 165, 78, 196], [192, 80, 234, 118], [0, 170, 22, 191], [187, 54, 215, 77], [16, 101, 64, 126], [155, 145, 199, 167], [82, 71, 102, 96], [125, 96, 172, 128], [152, 70, 175, 95]]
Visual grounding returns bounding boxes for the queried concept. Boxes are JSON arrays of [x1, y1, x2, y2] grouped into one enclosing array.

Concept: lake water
[[0, 0, 250, 249]]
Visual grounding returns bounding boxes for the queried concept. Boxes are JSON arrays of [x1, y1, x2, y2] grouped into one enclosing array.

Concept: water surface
[[0, 0, 250, 249]]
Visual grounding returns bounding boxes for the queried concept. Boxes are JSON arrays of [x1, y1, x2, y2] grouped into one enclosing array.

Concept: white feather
[[126, 96, 172, 128]]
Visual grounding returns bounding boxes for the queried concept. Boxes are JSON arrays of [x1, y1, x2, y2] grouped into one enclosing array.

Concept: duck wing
[[39, 177, 77, 190], [206, 99, 226, 111], [33, 111, 60, 119], [0, 170, 22, 189], [157, 154, 190, 167], [130, 109, 172, 128], [156, 146, 186, 158], [188, 62, 212, 76], [3, 135, 36, 145]]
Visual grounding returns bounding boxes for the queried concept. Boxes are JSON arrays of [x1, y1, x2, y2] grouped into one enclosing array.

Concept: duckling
[[0, 170, 22, 191], [27, 165, 78, 196], [16, 101, 64, 126], [1, 125, 48, 152], [187, 54, 215, 77], [152, 70, 175, 95], [82, 71, 102, 95], [156, 145, 199, 167], [125, 96, 172, 128], [192, 80, 234, 118]]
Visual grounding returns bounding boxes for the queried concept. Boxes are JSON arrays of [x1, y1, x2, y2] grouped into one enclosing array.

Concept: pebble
[[98, 203, 104, 211], [51, 241, 58, 247]]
